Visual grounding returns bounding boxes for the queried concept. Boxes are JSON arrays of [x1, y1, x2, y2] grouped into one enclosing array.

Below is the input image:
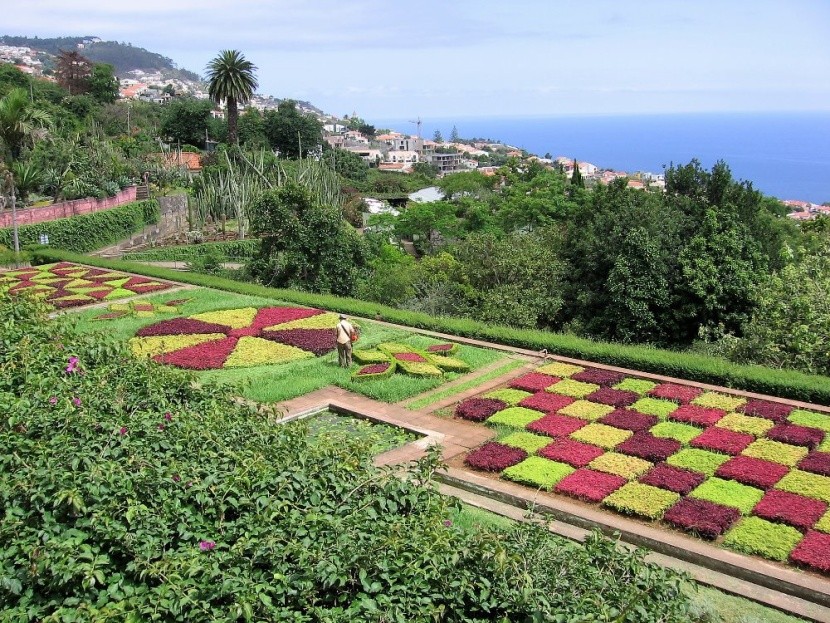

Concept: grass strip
[[406, 359, 526, 411]]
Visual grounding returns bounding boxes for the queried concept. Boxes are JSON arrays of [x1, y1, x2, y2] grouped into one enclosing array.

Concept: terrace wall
[[0, 186, 138, 228]]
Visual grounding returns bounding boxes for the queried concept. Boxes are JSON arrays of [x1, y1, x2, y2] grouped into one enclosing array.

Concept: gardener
[[335, 313, 357, 368]]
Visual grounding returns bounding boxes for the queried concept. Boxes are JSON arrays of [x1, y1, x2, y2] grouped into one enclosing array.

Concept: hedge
[[1, 200, 159, 253], [28, 249, 830, 406], [123, 239, 261, 262]]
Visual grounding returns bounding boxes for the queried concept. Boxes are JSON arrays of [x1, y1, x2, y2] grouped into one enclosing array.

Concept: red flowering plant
[[616, 433, 682, 463], [766, 423, 825, 449], [538, 438, 605, 468], [739, 399, 793, 422], [570, 368, 626, 386], [465, 442, 527, 472], [598, 409, 659, 432], [669, 405, 725, 426], [791, 530, 830, 573], [519, 392, 574, 414], [586, 387, 639, 408], [690, 428, 754, 455], [555, 469, 627, 503], [509, 372, 559, 393], [639, 463, 705, 495], [753, 490, 827, 530], [261, 328, 336, 356], [648, 383, 702, 404], [455, 398, 507, 422], [798, 452, 830, 477], [663, 498, 740, 540], [527, 413, 587, 438], [714, 455, 790, 489]]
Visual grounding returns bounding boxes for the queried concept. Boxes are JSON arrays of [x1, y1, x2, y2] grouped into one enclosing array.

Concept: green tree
[[570, 158, 585, 188], [161, 97, 213, 148], [205, 49, 258, 145], [55, 49, 92, 95], [88, 63, 118, 104], [433, 129, 443, 143], [450, 124, 460, 142], [437, 170, 495, 201], [263, 100, 323, 159], [237, 108, 267, 147], [322, 147, 368, 183]]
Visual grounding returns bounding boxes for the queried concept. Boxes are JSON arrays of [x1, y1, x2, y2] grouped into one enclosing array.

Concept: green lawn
[[71, 287, 508, 404]]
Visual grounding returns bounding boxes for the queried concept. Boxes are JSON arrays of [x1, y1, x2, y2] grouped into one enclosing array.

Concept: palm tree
[[205, 50, 258, 145], [0, 87, 52, 254]]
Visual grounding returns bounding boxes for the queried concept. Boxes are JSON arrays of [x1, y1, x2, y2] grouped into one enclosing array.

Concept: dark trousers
[[337, 341, 352, 367]]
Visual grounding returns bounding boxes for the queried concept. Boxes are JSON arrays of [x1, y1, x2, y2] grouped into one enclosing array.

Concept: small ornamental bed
[[1, 262, 174, 308], [351, 342, 471, 381], [92, 297, 190, 320], [456, 359, 830, 574]]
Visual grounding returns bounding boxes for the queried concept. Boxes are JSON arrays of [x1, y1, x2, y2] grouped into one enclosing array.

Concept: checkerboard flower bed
[[639, 463, 705, 495], [630, 398, 678, 419], [499, 432, 551, 454], [788, 410, 830, 433], [663, 498, 740, 540], [503, 457, 574, 490], [554, 469, 627, 502], [724, 517, 803, 562], [589, 452, 653, 480], [547, 379, 599, 399], [649, 421, 703, 444], [776, 470, 830, 503], [526, 413, 586, 438], [519, 392, 574, 414], [509, 372, 559, 392], [790, 530, 830, 573], [486, 407, 543, 429], [538, 438, 605, 467], [465, 442, 527, 472], [753, 490, 827, 530], [558, 400, 614, 421], [536, 362, 584, 377], [666, 449, 729, 476], [604, 482, 680, 520], [690, 427, 754, 455], [669, 405, 725, 426], [617, 433, 681, 462], [648, 383, 703, 404], [798, 452, 830, 477], [715, 413, 775, 437], [483, 388, 534, 405], [742, 439, 808, 466], [689, 478, 764, 515], [455, 397, 507, 422], [766, 423, 825, 449], [739, 399, 794, 422], [692, 392, 746, 412], [613, 378, 657, 395], [599, 409, 659, 432], [587, 387, 639, 408], [715, 456, 790, 489], [569, 368, 626, 386], [570, 423, 632, 450]]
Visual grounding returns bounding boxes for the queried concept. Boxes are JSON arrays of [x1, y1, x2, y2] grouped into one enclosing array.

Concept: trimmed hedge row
[[29, 249, 830, 406], [123, 239, 261, 262], [1, 200, 159, 253]]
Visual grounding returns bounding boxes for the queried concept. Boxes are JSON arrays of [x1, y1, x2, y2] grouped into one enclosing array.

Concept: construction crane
[[408, 117, 422, 139]]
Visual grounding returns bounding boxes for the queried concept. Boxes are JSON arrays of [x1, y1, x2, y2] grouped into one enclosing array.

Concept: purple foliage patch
[[640, 462, 706, 494], [738, 399, 793, 422], [509, 372, 559, 392], [465, 442, 527, 472], [648, 383, 703, 404], [455, 398, 508, 422], [791, 531, 830, 573], [570, 367, 626, 386], [261, 328, 336, 356], [669, 404, 726, 426], [136, 317, 232, 337], [714, 455, 790, 489], [519, 392, 575, 414], [538, 438, 605, 467], [394, 352, 428, 362], [527, 413, 587, 438], [753, 490, 827, 530], [617, 433, 682, 462], [587, 387, 640, 408], [426, 343, 454, 352], [598, 409, 659, 432], [798, 452, 830, 477], [356, 363, 391, 375], [663, 498, 740, 540], [767, 423, 825, 449], [554, 469, 627, 502], [690, 427, 754, 455]]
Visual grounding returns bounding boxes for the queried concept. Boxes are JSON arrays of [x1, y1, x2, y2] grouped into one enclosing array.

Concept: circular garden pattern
[[129, 306, 338, 369]]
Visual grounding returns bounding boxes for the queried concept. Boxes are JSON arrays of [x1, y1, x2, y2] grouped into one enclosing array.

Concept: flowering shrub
[[790, 530, 830, 572], [669, 405, 725, 427], [465, 442, 527, 472], [536, 361, 584, 377], [588, 452, 653, 480], [509, 372, 559, 392], [723, 517, 802, 562], [663, 498, 740, 540], [648, 383, 702, 404], [586, 387, 639, 408], [558, 400, 615, 421], [519, 392, 574, 414], [616, 433, 681, 463], [666, 449, 729, 476], [766, 423, 825, 449], [776, 470, 830, 503], [503, 457, 575, 490], [548, 379, 600, 399], [570, 368, 626, 386], [649, 421, 703, 444], [715, 413, 775, 437], [604, 482, 680, 520], [555, 469, 627, 502], [599, 409, 659, 432], [690, 428, 754, 455], [692, 392, 746, 412], [526, 413, 586, 438], [753, 490, 827, 530], [639, 463, 705, 495], [739, 399, 793, 422], [798, 452, 830, 477], [487, 407, 545, 429], [260, 328, 336, 356], [499, 432, 553, 454], [742, 439, 809, 466], [689, 477, 764, 515], [538, 438, 605, 467], [629, 398, 678, 420], [455, 398, 508, 422], [715, 456, 790, 489], [613, 378, 657, 395], [570, 423, 632, 450]]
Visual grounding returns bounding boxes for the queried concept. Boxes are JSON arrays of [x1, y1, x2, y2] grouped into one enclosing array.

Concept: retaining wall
[[0, 186, 138, 228]]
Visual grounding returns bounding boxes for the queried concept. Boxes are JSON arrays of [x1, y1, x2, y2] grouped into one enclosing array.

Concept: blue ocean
[[377, 113, 830, 204]]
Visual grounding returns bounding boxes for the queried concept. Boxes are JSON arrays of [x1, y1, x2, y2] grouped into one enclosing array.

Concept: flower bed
[[538, 438, 605, 467], [526, 413, 586, 438], [503, 456, 574, 490], [753, 490, 827, 530], [648, 383, 703, 404], [555, 469, 627, 502], [604, 482, 680, 520], [499, 432, 552, 454], [766, 423, 825, 449], [509, 372, 559, 392], [260, 328, 337, 356], [353, 349, 392, 364], [352, 361, 396, 382], [617, 433, 682, 462], [640, 463, 705, 494], [465, 442, 527, 472], [587, 387, 640, 408], [570, 368, 626, 386], [426, 342, 458, 355], [519, 392, 574, 414], [663, 498, 740, 540], [723, 517, 803, 562], [455, 397, 508, 422]]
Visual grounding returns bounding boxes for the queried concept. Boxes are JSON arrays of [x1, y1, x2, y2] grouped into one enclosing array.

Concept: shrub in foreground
[[0, 292, 695, 621]]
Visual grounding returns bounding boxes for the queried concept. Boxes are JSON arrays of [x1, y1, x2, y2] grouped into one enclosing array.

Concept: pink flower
[[65, 356, 79, 374], [72, 397, 82, 407], [172, 474, 181, 482], [164, 412, 173, 421], [157, 423, 165, 431], [48, 396, 57, 405], [443, 520, 452, 527], [199, 540, 216, 551], [119, 427, 127, 436]]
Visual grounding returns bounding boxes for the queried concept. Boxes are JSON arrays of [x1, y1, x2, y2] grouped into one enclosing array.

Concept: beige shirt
[[335, 319, 355, 345]]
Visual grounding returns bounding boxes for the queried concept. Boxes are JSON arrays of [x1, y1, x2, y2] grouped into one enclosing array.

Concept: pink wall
[[0, 186, 138, 229]]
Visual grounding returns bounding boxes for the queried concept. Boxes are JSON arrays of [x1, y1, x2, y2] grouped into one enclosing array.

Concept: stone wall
[[0, 186, 138, 228]]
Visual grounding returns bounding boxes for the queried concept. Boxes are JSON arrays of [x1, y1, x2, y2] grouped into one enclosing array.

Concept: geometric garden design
[[129, 306, 339, 370], [0, 261, 173, 308], [457, 361, 830, 575]]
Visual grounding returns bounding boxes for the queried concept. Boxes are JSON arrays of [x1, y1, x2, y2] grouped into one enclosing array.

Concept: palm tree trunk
[[227, 96, 239, 144]]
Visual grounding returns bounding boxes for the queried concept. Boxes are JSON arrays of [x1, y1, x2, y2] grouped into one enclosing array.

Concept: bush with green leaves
[[0, 291, 694, 622], [123, 239, 261, 262]]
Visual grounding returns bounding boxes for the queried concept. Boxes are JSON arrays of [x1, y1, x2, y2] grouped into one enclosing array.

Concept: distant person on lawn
[[335, 314, 357, 367]]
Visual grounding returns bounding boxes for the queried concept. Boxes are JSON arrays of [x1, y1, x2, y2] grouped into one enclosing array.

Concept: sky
[[3, 0, 830, 121]]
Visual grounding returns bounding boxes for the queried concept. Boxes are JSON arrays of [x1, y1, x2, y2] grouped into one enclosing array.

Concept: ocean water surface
[[377, 113, 830, 203]]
